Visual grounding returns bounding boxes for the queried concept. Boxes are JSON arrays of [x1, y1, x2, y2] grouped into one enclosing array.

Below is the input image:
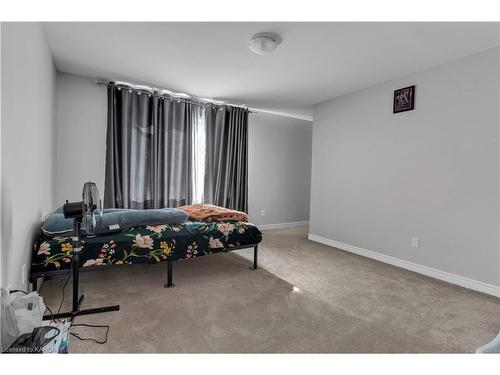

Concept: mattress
[[31, 220, 262, 275]]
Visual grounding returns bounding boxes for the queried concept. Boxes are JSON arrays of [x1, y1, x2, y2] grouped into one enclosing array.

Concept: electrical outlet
[[22, 264, 27, 285], [411, 237, 419, 248], [261, 209, 266, 217]]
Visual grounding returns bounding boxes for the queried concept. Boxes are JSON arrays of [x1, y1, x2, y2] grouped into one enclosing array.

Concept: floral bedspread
[[31, 221, 262, 274]]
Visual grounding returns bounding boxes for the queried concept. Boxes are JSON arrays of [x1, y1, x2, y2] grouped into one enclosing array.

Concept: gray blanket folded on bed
[[41, 207, 188, 236]]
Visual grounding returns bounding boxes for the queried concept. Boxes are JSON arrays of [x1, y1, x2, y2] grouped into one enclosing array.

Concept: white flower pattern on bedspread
[[217, 223, 235, 237], [208, 237, 224, 248], [37, 241, 51, 255], [133, 234, 154, 249], [146, 224, 167, 233], [83, 258, 104, 267]]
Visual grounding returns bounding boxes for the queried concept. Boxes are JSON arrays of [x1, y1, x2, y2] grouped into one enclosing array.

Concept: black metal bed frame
[[30, 243, 259, 291]]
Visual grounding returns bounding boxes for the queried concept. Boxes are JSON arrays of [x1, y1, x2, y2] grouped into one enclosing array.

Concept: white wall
[[55, 73, 313, 226], [310, 48, 500, 288], [55, 73, 107, 203], [248, 112, 312, 225], [1, 23, 57, 289]]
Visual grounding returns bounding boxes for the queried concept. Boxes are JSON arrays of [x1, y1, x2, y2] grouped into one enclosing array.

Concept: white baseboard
[[258, 221, 309, 230], [308, 233, 500, 298]]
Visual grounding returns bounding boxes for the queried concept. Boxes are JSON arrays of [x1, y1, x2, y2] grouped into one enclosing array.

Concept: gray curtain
[[204, 105, 248, 212], [104, 86, 197, 208]]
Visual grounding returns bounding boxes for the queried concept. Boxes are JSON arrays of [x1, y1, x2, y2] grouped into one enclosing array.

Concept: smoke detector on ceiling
[[248, 32, 281, 55]]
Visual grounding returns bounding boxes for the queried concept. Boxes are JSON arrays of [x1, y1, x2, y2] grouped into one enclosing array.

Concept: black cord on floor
[[45, 303, 109, 344], [44, 304, 59, 323], [70, 323, 110, 344], [38, 272, 70, 324], [57, 271, 72, 315], [41, 272, 111, 345]]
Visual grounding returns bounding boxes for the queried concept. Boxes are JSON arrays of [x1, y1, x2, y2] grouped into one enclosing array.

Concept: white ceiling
[[43, 22, 499, 120]]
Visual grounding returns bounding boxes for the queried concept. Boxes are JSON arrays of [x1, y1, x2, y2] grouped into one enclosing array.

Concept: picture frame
[[393, 85, 415, 113]]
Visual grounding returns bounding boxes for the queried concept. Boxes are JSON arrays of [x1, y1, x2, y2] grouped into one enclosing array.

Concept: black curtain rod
[[95, 79, 254, 112]]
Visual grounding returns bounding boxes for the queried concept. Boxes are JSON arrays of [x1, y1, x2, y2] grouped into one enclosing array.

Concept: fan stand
[[43, 218, 120, 321]]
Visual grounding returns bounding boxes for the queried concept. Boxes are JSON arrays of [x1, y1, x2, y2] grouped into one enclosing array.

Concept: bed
[[30, 220, 262, 289]]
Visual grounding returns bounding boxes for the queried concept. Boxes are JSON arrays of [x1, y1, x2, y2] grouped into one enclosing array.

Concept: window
[[191, 106, 206, 203]]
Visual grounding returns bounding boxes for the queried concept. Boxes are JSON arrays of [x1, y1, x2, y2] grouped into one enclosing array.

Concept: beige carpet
[[39, 225, 500, 353]]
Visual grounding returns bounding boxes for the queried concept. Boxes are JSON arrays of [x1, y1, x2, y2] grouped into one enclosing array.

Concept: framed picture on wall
[[393, 85, 415, 113]]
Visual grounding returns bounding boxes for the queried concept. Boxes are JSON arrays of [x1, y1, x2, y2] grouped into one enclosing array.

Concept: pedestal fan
[[43, 182, 120, 320]]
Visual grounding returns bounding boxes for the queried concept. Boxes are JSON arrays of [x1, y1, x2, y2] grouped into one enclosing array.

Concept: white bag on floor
[[476, 332, 500, 353], [0, 287, 21, 348], [10, 290, 46, 335]]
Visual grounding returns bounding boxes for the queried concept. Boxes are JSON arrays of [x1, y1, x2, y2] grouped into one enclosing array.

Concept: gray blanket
[[42, 207, 188, 237]]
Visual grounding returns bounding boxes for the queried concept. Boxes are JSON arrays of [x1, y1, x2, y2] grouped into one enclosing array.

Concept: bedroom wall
[[55, 73, 107, 204], [248, 112, 312, 226], [1, 23, 57, 290], [55, 73, 313, 226], [310, 47, 500, 289]]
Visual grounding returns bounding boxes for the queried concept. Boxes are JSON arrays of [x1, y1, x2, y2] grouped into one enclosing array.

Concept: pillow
[[41, 207, 188, 237]]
